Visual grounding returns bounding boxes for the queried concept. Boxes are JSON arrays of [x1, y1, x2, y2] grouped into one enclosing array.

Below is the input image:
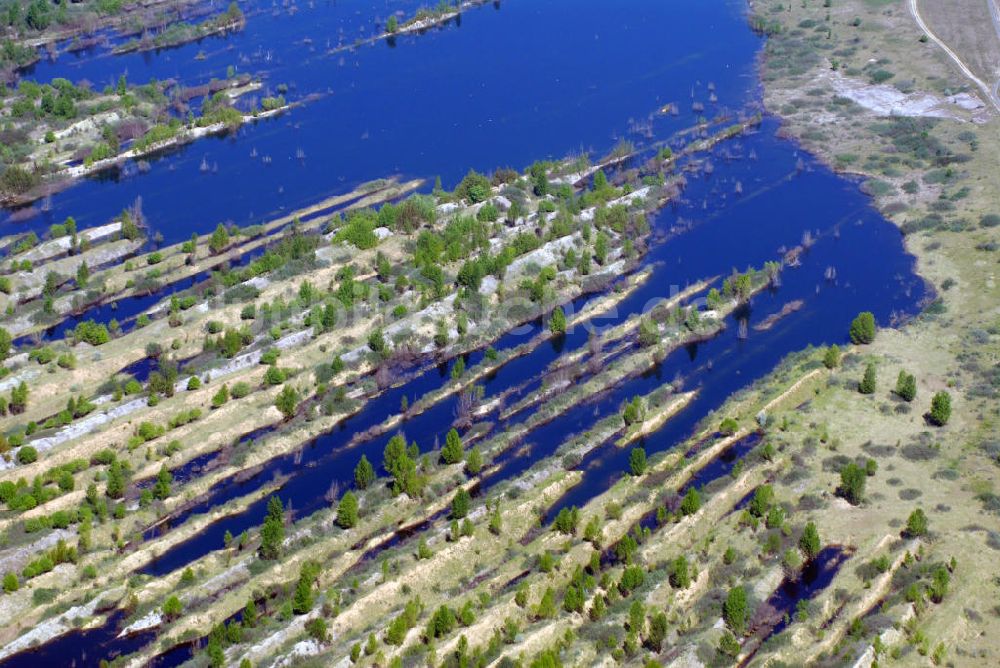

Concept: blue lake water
[[3, 0, 758, 241], [0, 0, 925, 665]]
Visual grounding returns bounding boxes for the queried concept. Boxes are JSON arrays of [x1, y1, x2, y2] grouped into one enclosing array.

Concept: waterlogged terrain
[[0, 1, 959, 667]]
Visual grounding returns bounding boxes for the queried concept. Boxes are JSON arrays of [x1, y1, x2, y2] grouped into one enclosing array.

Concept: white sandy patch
[[821, 70, 986, 121]]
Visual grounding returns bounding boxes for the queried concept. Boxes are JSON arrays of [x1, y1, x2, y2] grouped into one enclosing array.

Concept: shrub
[[230, 382, 251, 399], [719, 417, 739, 435], [16, 446, 38, 465], [73, 320, 110, 345]]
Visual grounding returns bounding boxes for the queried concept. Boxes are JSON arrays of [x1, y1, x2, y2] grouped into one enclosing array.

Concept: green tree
[[718, 632, 740, 658], [799, 522, 821, 560], [552, 506, 579, 535], [680, 487, 701, 516], [722, 586, 748, 636], [367, 328, 387, 355], [669, 555, 690, 589], [383, 434, 423, 497], [839, 462, 866, 505], [849, 311, 876, 344], [465, 446, 482, 475], [823, 344, 841, 369], [549, 307, 567, 335], [163, 595, 183, 620], [3, 572, 18, 593], [534, 587, 557, 620], [451, 488, 471, 519], [858, 362, 877, 394], [628, 447, 647, 476], [292, 565, 315, 614], [275, 384, 300, 420], [337, 491, 359, 529], [306, 617, 328, 643], [9, 381, 29, 414], [209, 223, 230, 254], [259, 496, 285, 560], [647, 611, 668, 652], [748, 484, 774, 518], [75, 261, 90, 288], [243, 599, 258, 627], [354, 455, 375, 490], [106, 459, 126, 499], [0, 327, 11, 362], [441, 428, 464, 464], [928, 391, 951, 426], [594, 231, 608, 265], [904, 508, 928, 537], [211, 383, 229, 408], [152, 465, 172, 500], [622, 396, 643, 426], [895, 370, 917, 402], [455, 170, 491, 204]]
